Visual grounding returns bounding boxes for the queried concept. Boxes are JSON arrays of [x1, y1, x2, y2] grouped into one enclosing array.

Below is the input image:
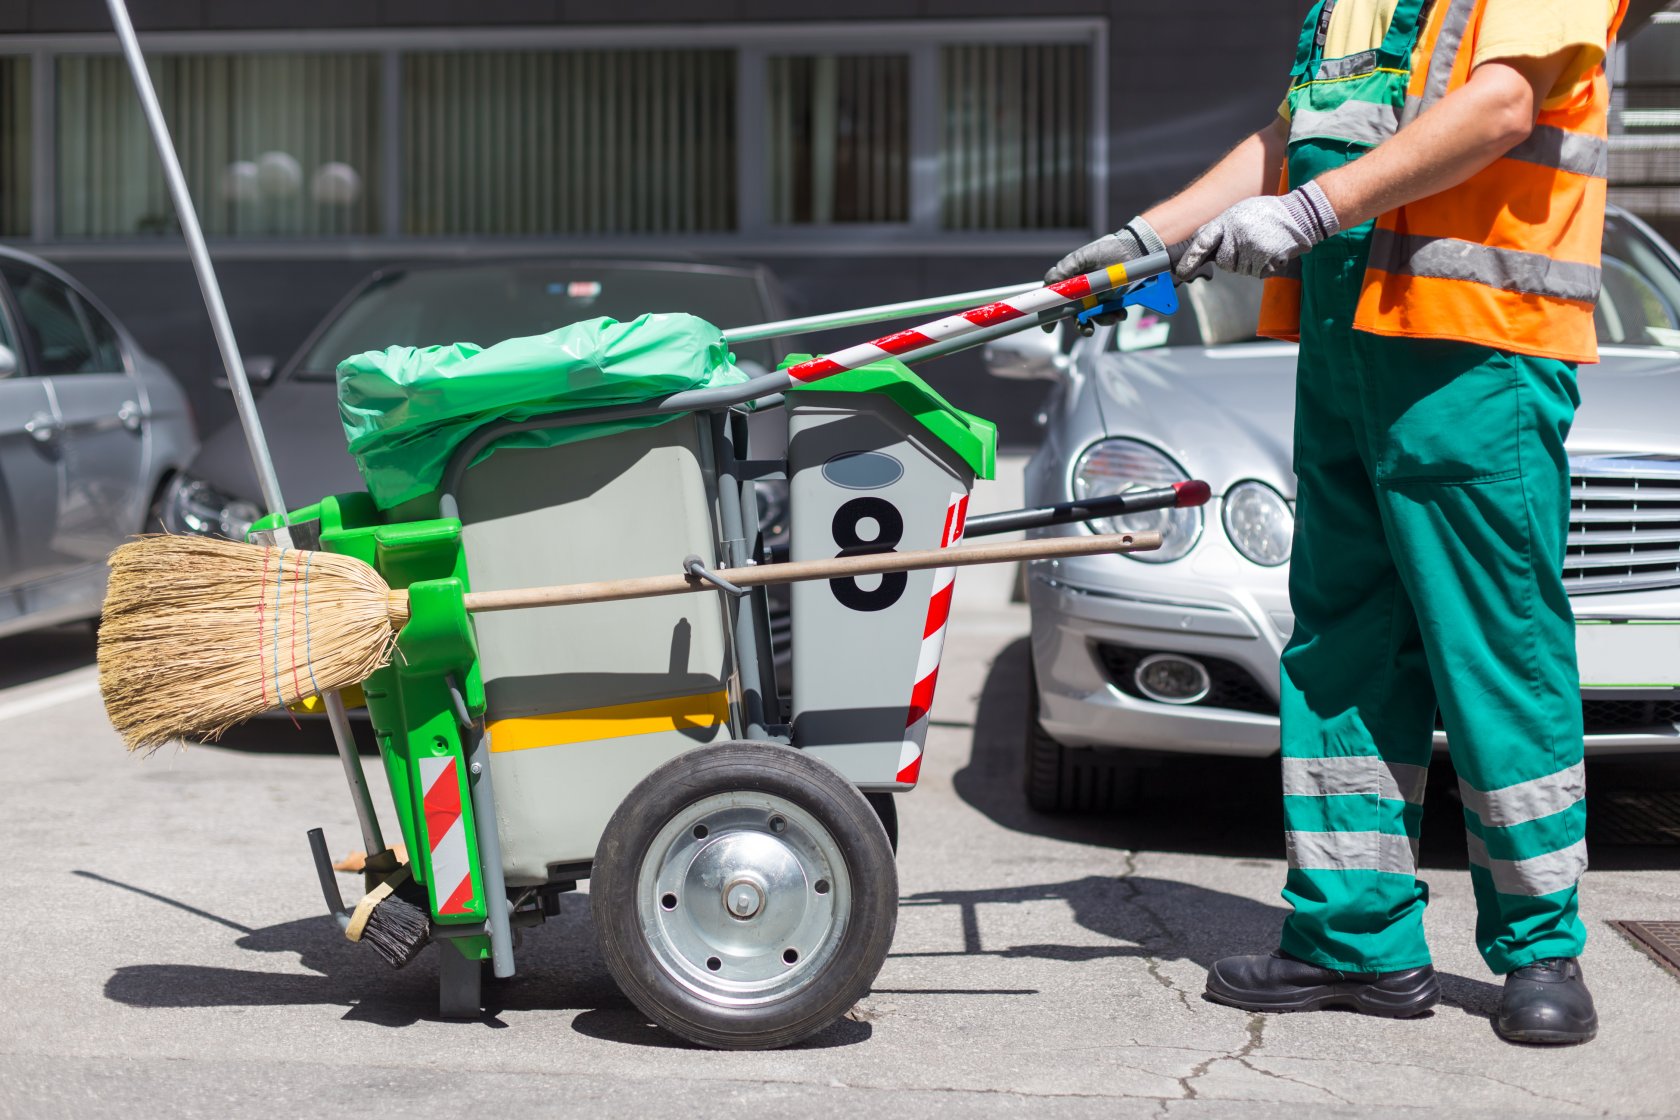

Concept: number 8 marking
[[830, 496, 906, 612]]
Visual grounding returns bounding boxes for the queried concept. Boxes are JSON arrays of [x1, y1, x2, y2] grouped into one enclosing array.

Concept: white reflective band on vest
[[1505, 125, 1610, 179], [1465, 834, 1589, 897], [1459, 761, 1586, 829], [1287, 829, 1419, 875], [1282, 756, 1428, 804], [1314, 49, 1380, 82], [1402, 0, 1478, 125], [1368, 228, 1603, 303], [1289, 100, 1402, 148]]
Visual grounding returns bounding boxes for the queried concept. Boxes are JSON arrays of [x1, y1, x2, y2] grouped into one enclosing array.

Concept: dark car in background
[[164, 258, 793, 540]]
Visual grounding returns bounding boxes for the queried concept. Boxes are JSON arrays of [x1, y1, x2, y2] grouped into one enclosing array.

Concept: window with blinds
[[54, 53, 381, 239], [1, 57, 29, 237], [941, 43, 1091, 231], [767, 54, 909, 225], [402, 49, 736, 236]]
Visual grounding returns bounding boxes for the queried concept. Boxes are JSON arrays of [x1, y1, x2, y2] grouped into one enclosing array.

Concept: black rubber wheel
[[592, 741, 898, 1050], [864, 791, 899, 854], [1024, 659, 1140, 814]]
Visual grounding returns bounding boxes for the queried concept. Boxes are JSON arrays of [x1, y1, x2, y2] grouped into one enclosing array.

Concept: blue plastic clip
[[1075, 273, 1179, 329]]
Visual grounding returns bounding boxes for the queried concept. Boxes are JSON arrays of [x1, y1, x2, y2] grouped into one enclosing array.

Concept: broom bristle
[[97, 534, 400, 753]]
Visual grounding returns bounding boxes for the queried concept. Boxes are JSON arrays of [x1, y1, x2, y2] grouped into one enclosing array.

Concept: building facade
[[0, 1, 1674, 441]]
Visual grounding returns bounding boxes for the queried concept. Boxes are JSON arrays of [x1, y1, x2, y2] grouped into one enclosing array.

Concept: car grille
[[1095, 643, 1278, 715], [1566, 459, 1680, 596], [1581, 698, 1680, 735]]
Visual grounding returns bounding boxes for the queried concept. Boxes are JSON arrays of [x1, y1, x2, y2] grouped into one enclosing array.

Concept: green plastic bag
[[338, 313, 744, 509]]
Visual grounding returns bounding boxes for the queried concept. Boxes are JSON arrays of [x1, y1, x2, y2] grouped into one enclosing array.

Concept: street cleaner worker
[[1049, 0, 1626, 1045]]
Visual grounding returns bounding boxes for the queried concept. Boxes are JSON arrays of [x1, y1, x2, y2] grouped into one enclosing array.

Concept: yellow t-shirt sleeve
[[1472, 0, 1616, 105]]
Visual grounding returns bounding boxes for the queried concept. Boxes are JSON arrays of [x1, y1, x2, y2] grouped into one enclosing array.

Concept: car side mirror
[[214, 354, 277, 391], [982, 323, 1069, 381], [0, 343, 16, 378]]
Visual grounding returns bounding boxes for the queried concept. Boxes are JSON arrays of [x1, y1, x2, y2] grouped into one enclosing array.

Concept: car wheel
[[591, 741, 897, 1050], [1024, 659, 1139, 813]]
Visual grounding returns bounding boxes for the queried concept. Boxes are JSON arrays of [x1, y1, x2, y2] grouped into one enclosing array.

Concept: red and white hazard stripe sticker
[[784, 263, 1133, 385], [896, 491, 969, 785], [418, 755, 475, 916]]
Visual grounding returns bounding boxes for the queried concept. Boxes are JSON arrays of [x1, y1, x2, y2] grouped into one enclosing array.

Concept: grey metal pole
[[720, 281, 1041, 345], [103, 0, 288, 522], [107, 0, 388, 861]]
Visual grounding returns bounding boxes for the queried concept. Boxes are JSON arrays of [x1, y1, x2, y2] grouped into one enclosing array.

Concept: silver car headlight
[[1222, 480, 1293, 567], [162, 475, 261, 540], [1071, 438, 1203, 563]]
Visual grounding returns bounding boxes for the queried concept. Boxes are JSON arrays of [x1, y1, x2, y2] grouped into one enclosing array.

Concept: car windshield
[[1107, 213, 1680, 353], [296, 262, 778, 378], [1597, 214, 1680, 349]]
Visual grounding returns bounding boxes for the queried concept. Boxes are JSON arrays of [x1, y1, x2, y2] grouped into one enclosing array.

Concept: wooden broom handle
[[424, 532, 1160, 615]]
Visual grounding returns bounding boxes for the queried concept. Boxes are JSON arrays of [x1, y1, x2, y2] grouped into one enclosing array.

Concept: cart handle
[[720, 281, 1041, 345]]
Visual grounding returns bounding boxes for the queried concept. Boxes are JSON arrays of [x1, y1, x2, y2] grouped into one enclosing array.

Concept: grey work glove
[[1044, 217, 1166, 329], [1174, 181, 1340, 281], [1045, 216, 1166, 284]]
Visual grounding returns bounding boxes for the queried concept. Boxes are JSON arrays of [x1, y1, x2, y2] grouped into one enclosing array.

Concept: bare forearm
[[1315, 55, 1568, 229], [1142, 116, 1289, 245]]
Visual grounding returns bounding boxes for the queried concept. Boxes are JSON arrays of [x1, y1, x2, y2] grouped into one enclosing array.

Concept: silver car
[[0, 247, 198, 637], [987, 207, 1680, 812]]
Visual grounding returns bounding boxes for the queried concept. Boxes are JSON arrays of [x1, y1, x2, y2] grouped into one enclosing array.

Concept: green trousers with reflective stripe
[[1278, 226, 1589, 976]]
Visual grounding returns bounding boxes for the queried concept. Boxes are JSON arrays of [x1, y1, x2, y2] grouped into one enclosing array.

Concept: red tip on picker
[[1174, 480, 1212, 508]]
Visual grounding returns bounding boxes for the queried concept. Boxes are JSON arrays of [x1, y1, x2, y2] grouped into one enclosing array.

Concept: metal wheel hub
[[638, 791, 851, 1007]]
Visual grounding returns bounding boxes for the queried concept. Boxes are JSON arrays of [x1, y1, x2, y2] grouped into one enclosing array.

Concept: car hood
[[1090, 343, 1680, 496], [188, 378, 364, 508], [1091, 343, 1300, 496]]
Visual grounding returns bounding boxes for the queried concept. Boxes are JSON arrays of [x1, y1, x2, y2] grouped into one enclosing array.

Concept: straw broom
[[98, 529, 1158, 753]]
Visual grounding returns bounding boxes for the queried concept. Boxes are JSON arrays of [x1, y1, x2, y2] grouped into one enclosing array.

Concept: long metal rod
[[324, 690, 384, 854], [721, 280, 1041, 344], [104, 0, 287, 521], [108, 0, 387, 865]]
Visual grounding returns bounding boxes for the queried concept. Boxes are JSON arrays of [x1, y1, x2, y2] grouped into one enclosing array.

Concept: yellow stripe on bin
[[487, 690, 731, 753]]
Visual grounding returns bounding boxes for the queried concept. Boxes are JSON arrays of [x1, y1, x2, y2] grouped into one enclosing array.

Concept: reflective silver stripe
[[1465, 834, 1588, 897], [1315, 49, 1379, 82], [1505, 125, 1609, 179], [1368, 228, 1602, 303], [1287, 830, 1418, 875], [1290, 100, 1402, 148], [1402, 0, 1478, 124], [1459, 761, 1586, 829], [1282, 756, 1428, 804]]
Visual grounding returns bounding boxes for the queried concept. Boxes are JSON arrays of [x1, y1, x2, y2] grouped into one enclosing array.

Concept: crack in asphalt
[[1114, 850, 1196, 1013]]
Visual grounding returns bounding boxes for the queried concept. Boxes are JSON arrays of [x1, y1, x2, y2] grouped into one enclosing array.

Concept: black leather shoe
[[1496, 958, 1598, 1045], [1206, 950, 1440, 1017]]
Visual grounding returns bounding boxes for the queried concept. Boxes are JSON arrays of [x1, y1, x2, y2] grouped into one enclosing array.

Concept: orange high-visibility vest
[[1259, 0, 1629, 364]]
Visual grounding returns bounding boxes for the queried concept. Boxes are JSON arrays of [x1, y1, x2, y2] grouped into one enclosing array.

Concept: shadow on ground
[[0, 623, 96, 690], [955, 638, 1680, 873], [894, 872, 1504, 1018], [82, 870, 868, 1048]]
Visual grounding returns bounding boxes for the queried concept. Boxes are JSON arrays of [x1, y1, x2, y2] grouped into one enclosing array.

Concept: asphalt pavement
[[5, 460, 1680, 1118]]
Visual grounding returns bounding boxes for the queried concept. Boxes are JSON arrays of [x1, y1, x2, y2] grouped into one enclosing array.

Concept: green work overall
[[1276, 0, 1589, 975]]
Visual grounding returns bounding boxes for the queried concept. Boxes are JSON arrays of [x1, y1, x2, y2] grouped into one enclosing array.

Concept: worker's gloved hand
[[1174, 181, 1340, 281], [1044, 217, 1166, 328], [1046, 216, 1166, 284]]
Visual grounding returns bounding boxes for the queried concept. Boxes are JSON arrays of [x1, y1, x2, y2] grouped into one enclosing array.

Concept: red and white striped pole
[[782, 252, 1170, 384]]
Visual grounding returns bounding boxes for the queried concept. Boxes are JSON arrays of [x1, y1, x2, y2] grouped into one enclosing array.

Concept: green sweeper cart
[[273, 263, 1198, 1050]]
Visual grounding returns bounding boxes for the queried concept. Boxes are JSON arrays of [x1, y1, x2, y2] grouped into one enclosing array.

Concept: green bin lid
[[780, 355, 997, 481]]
